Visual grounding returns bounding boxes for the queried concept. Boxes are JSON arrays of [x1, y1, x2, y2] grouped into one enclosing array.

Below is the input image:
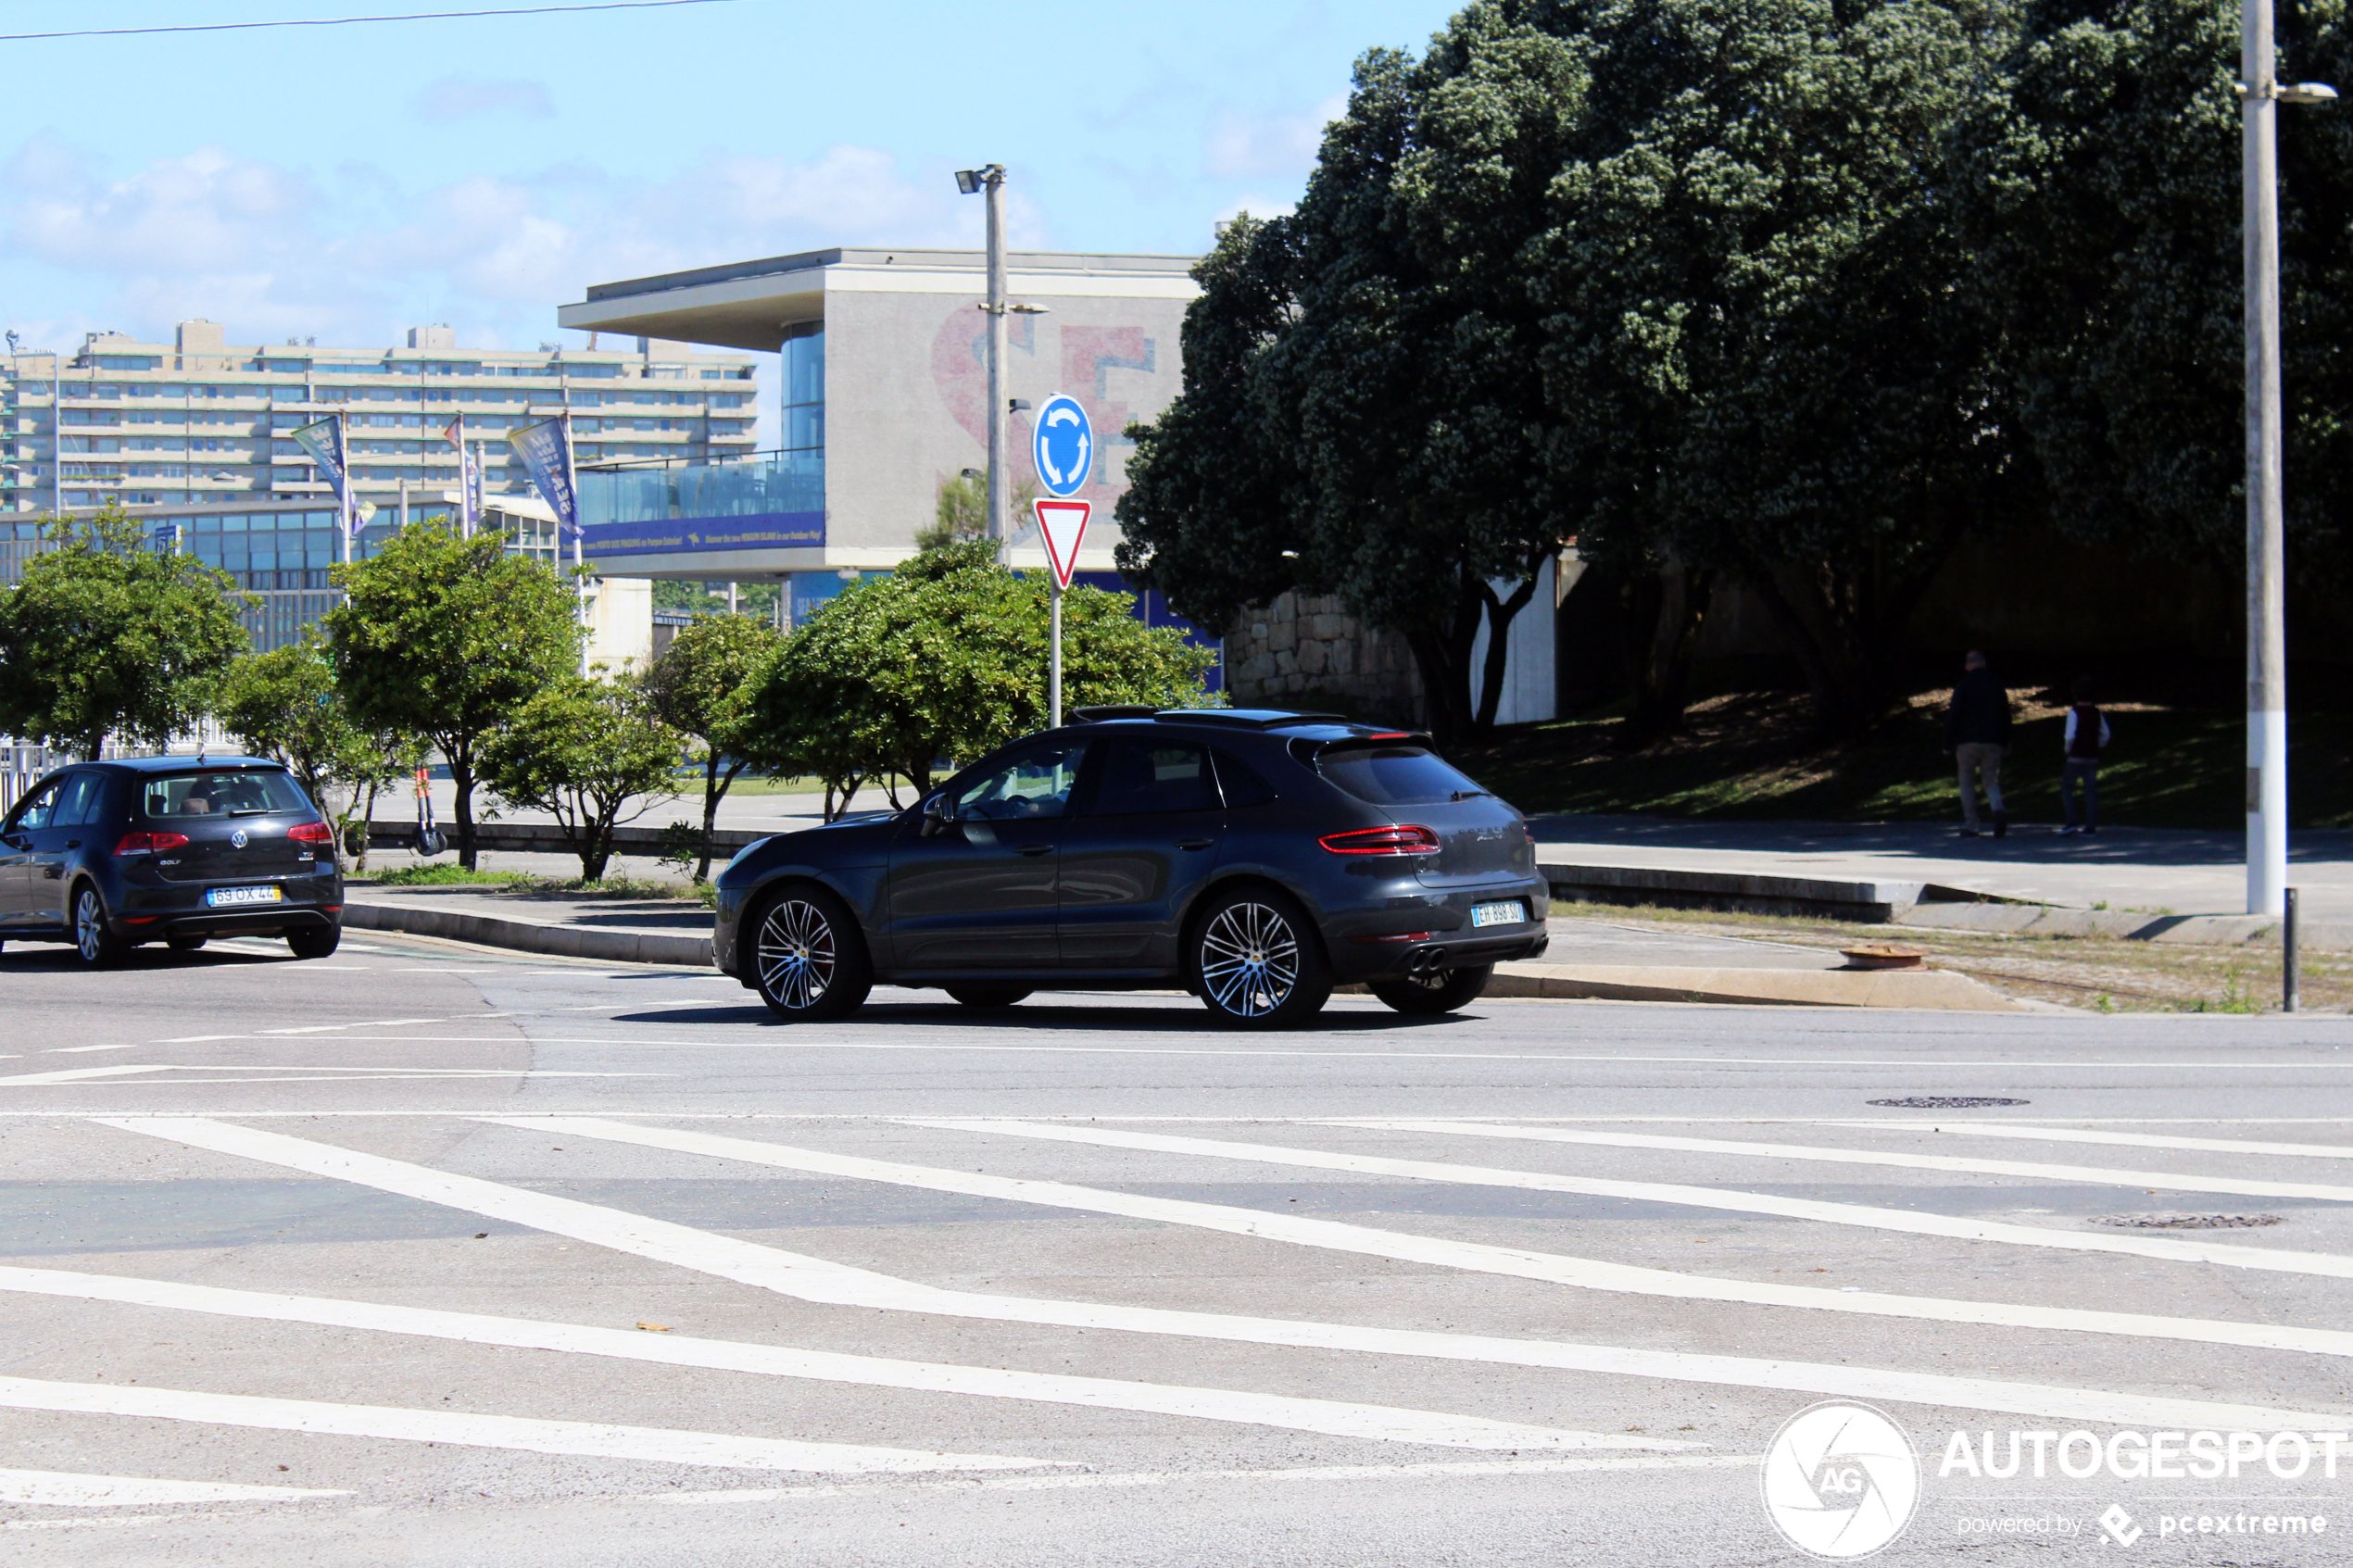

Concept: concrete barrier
[[344, 898, 715, 968], [1537, 860, 1944, 922], [1486, 960, 2026, 1010]]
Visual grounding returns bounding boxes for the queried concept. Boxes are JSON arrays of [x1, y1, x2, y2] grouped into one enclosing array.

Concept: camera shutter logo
[[1759, 1401, 1920, 1558]]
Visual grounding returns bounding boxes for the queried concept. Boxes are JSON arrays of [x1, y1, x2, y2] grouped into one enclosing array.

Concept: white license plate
[[205, 885, 283, 908], [1470, 899, 1523, 929]]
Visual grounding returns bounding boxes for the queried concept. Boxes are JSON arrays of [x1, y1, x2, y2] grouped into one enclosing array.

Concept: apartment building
[[2, 320, 759, 518]]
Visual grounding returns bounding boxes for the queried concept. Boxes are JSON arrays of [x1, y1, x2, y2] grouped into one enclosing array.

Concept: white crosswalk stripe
[[7, 1105, 2350, 1523]]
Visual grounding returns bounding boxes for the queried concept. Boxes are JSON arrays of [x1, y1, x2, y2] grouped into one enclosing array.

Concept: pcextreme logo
[[1759, 1401, 1922, 1559]]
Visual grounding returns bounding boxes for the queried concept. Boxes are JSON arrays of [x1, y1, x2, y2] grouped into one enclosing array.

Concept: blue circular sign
[[1032, 392, 1093, 498]]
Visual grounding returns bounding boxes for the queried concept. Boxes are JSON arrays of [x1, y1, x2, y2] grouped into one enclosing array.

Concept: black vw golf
[[0, 756, 344, 966], [712, 709, 1550, 1028]]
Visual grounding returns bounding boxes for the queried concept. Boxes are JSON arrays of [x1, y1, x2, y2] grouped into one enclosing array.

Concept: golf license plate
[[205, 885, 283, 909], [1469, 899, 1523, 929]]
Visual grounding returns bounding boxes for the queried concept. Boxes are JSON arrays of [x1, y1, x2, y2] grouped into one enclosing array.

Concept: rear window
[[1315, 746, 1487, 807], [143, 769, 311, 819]]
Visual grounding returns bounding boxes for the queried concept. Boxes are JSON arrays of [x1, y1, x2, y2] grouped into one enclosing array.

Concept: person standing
[[1943, 650, 2013, 837], [2058, 676, 2109, 835]]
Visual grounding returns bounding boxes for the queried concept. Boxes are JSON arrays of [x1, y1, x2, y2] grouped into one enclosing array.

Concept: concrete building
[[3, 320, 757, 516], [556, 247, 1207, 634]]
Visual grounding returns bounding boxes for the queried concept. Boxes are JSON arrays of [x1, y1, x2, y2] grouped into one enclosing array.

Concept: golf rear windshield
[[1315, 746, 1484, 807], [143, 770, 311, 819]]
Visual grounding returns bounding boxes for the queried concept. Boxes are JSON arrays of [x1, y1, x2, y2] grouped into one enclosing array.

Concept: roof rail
[[1066, 705, 1160, 723], [1154, 709, 1352, 731]]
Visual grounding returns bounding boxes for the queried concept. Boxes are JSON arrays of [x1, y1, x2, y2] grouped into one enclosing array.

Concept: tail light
[[1318, 824, 1441, 856], [288, 821, 334, 845], [114, 831, 190, 856]]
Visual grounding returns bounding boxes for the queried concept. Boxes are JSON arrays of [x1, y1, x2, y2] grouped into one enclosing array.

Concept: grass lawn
[[1460, 688, 2351, 830], [1550, 899, 2343, 1013]]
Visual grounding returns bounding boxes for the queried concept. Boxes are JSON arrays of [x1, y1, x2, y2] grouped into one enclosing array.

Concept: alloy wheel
[[1199, 901, 1301, 1017], [75, 889, 105, 963], [757, 898, 838, 1011]]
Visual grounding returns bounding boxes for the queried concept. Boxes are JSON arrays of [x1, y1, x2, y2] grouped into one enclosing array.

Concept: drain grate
[[2091, 1212, 2284, 1230], [1867, 1097, 2031, 1109]]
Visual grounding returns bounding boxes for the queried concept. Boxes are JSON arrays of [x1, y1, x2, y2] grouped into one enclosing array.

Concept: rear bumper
[[136, 907, 341, 941], [1324, 876, 1551, 982]]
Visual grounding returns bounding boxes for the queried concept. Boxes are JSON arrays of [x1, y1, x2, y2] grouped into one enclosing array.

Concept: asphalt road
[[3, 929, 2350, 1566]]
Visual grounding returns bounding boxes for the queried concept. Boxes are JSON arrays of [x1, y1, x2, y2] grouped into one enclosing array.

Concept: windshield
[[143, 769, 312, 819], [1315, 746, 1488, 807]]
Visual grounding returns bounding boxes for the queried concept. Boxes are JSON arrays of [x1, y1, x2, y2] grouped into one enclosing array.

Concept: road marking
[[0, 1265, 1665, 1454], [0, 1375, 1055, 1474], [1819, 1121, 2353, 1160], [522, 1117, 2353, 1365], [0, 1467, 347, 1505], [1336, 1120, 2353, 1204], [0, 1066, 651, 1085], [237, 1035, 2353, 1071], [45, 1045, 154, 1055], [98, 1115, 2352, 1431], [654, 1452, 1762, 1505], [260, 1019, 445, 1034], [866, 1121, 2353, 1280]]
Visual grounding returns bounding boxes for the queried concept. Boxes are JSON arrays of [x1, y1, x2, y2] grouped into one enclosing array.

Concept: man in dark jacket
[[1943, 650, 2013, 837]]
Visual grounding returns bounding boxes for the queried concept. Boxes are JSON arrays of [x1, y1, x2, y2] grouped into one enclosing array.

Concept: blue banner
[[508, 416, 577, 535], [578, 512, 825, 558], [290, 415, 347, 523]]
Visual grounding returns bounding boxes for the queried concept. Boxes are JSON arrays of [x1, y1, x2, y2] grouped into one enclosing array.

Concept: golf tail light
[[1318, 824, 1441, 856], [114, 831, 189, 856], [288, 820, 334, 845]]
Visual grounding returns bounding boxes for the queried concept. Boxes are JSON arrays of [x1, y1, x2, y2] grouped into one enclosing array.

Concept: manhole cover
[[1866, 1097, 2032, 1109], [2090, 1212, 2284, 1230]]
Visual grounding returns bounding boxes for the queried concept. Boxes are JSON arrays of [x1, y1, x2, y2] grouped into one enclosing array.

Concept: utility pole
[[957, 163, 1010, 556], [2240, 4, 2334, 915]]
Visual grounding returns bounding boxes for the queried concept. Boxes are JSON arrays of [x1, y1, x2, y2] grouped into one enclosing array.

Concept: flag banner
[[509, 417, 577, 536], [291, 414, 355, 539], [442, 416, 478, 533]]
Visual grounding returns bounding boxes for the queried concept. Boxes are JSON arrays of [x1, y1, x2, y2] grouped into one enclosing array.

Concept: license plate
[[1470, 899, 1524, 929], [205, 885, 283, 908]]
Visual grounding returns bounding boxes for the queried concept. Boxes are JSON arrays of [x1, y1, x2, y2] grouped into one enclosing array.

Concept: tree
[[323, 521, 580, 870], [736, 539, 1217, 814], [216, 631, 417, 870], [482, 676, 683, 881], [0, 505, 251, 759], [1958, 0, 2353, 590], [640, 612, 785, 879], [917, 471, 1043, 552]]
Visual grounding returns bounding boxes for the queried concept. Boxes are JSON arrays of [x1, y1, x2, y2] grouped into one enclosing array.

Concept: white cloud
[[410, 77, 557, 121], [1203, 93, 1344, 182], [0, 136, 1021, 355]]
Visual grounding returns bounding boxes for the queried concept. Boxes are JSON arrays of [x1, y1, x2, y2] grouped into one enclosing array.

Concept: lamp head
[[954, 169, 984, 195]]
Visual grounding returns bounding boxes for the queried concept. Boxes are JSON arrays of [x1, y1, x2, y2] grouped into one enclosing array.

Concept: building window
[[782, 328, 823, 456]]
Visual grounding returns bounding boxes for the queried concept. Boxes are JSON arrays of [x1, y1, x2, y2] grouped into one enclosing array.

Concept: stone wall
[[1223, 591, 1425, 725]]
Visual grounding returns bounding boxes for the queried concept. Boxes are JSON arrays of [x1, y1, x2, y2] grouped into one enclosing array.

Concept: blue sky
[[0, 0, 1460, 364]]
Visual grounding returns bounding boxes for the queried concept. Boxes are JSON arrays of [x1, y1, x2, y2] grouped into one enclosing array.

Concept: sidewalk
[[1528, 814, 2353, 922], [340, 885, 2023, 1010]]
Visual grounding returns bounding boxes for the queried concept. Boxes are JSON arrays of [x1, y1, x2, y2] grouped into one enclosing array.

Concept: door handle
[[64, 841, 79, 849], [1017, 844, 1054, 857], [1176, 837, 1214, 851]]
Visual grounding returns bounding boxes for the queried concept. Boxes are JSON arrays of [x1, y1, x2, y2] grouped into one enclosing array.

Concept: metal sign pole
[[1050, 577, 1063, 729]]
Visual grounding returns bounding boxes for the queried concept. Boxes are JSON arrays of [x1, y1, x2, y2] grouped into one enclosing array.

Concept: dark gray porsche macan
[[712, 708, 1551, 1028], [0, 756, 343, 966]]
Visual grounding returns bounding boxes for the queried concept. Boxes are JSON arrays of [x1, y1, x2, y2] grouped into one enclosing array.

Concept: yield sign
[[1032, 498, 1090, 588]]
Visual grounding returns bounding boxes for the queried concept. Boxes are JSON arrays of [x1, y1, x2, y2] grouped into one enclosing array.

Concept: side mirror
[[920, 794, 954, 837]]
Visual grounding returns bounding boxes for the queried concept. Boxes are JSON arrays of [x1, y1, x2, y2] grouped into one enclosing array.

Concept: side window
[[954, 742, 1088, 822], [1089, 740, 1218, 816], [6, 780, 61, 834], [52, 773, 102, 827], [1212, 749, 1278, 809]]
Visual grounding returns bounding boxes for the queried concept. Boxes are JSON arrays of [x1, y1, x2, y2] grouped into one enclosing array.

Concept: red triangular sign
[[1032, 498, 1091, 588]]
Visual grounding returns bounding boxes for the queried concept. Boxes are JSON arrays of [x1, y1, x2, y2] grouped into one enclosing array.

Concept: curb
[[1485, 961, 2026, 1011], [344, 899, 714, 968]]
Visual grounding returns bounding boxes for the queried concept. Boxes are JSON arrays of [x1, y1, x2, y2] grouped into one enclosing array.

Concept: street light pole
[[2240, 6, 2335, 915], [957, 163, 1010, 558]]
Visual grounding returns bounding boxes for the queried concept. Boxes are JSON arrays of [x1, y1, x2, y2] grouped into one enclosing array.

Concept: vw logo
[[1759, 1401, 1919, 1558], [230, 830, 248, 849]]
